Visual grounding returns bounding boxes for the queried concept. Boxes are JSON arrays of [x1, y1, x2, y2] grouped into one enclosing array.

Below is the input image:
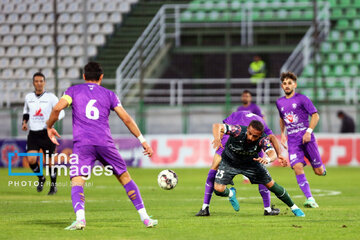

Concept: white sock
[[290, 204, 299, 210], [308, 197, 315, 201], [202, 204, 209, 210], [138, 208, 149, 222], [228, 188, 234, 197], [264, 207, 272, 212], [76, 209, 85, 221]]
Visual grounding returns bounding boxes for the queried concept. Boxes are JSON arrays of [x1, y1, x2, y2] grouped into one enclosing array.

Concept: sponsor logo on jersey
[[34, 108, 43, 117], [292, 103, 297, 109], [284, 111, 298, 124], [88, 85, 94, 90]]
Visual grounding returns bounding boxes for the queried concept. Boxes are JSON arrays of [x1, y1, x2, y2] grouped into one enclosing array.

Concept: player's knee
[[214, 184, 225, 194], [27, 156, 37, 164], [117, 171, 132, 186]]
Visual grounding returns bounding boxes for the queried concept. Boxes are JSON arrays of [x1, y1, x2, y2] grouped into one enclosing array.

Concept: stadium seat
[[0, 58, 10, 68], [15, 35, 27, 46], [6, 47, 19, 57], [71, 46, 84, 57], [34, 13, 45, 24], [33, 46, 45, 57], [19, 46, 31, 56], [28, 35, 40, 46], [41, 35, 53, 46], [23, 57, 35, 68], [24, 24, 36, 35], [14, 69, 27, 79], [45, 46, 55, 56]]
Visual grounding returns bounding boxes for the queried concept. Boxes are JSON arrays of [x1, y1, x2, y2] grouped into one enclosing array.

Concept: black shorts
[[215, 157, 272, 185], [27, 129, 56, 154]]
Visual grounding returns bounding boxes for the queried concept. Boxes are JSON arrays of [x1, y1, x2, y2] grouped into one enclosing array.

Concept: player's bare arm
[[254, 149, 277, 165], [279, 118, 287, 149], [268, 134, 287, 167], [212, 123, 224, 150], [46, 98, 68, 145], [114, 106, 153, 157], [303, 112, 320, 144]]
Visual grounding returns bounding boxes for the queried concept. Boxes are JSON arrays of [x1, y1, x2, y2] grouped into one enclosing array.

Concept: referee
[[22, 72, 65, 195]]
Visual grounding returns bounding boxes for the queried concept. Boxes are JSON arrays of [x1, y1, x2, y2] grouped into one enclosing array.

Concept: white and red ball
[[157, 169, 178, 190]]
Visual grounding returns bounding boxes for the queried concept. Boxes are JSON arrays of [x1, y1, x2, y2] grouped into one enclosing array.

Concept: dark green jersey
[[222, 124, 273, 167]]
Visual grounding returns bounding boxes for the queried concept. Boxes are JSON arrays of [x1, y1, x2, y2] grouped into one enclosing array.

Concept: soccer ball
[[157, 169, 178, 190]]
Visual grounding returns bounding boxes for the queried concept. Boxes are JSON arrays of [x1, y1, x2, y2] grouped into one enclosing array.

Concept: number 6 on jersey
[[86, 99, 99, 120]]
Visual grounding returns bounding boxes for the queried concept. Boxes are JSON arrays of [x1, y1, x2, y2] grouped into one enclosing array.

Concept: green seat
[[321, 42, 331, 53], [355, 0, 360, 6], [334, 65, 344, 76], [337, 42, 347, 52], [289, 10, 302, 20], [348, 65, 358, 76], [303, 10, 313, 20], [321, 65, 331, 75], [353, 19, 360, 28], [302, 65, 314, 77], [329, 30, 340, 41], [343, 53, 353, 63], [337, 19, 349, 29], [331, 8, 343, 19], [350, 42, 360, 53], [328, 53, 339, 63], [345, 9, 357, 18], [344, 30, 355, 41]]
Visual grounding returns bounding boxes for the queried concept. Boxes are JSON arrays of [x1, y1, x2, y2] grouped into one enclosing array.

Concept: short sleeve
[[263, 122, 273, 136], [259, 136, 273, 152], [62, 86, 74, 106], [223, 112, 236, 124], [275, 100, 283, 118], [301, 95, 317, 115], [224, 124, 242, 137], [110, 91, 122, 110]]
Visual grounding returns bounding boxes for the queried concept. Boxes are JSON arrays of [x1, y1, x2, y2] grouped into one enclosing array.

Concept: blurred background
[[1, 0, 359, 167]]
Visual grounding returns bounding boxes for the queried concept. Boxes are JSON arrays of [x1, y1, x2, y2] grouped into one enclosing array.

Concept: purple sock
[[124, 180, 144, 210], [296, 174, 312, 198], [203, 169, 217, 205], [258, 184, 271, 208], [71, 186, 85, 213]]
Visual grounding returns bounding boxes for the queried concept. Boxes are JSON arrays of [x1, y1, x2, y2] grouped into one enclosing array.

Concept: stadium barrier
[[1, 133, 360, 169]]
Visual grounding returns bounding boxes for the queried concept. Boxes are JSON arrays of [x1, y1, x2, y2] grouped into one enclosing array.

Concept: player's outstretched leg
[[258, 184, 280, 216], [65, 183, 86, 230], [266, 181, 305, 217], [296, 173, 319, 208], [119, 172, 158, 228], [214, 184, 239, 212], [196, 169, 217, 216]]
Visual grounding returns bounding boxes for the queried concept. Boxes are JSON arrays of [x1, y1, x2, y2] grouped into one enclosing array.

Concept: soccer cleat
[[322, 170, 327, 176], [195, 206, 210, 216], [37, 177, 46, 192], [48, 186, 57, 195], [64, 219, 86, 230], [229, 187, 240, 212], [264, 205, 280, 216], [292, 208, 305, 217], [304, 199, 319, 208], [143, 218, 158, 228]]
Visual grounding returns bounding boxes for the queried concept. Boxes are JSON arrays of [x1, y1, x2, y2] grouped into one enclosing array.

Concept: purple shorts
[[70, 144, 127, 178], [288, 140, 323, 169], [216, 135, 264, 158]]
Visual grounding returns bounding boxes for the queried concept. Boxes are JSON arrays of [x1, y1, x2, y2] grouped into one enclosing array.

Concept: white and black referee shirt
[[23, 91, 65, 131]]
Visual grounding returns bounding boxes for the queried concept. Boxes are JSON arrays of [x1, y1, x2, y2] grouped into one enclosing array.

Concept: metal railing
[[280, 2, 330, 75], [116, 2, 329, 101]]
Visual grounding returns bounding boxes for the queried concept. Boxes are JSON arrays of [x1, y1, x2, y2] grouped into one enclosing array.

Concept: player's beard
[[242, 100, 249, 105], [285, 89, 293, 96]]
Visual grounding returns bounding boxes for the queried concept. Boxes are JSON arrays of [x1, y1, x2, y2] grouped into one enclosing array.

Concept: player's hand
[[278, 155, 288, 167], [253, 157, 269, 165], [22, 122, 28, 131], [47, 127, 61, 145], [302, 132, 311, 144], [280, 134, 288, 150], [212, 138, 223, 150], [142, 142, 153, 157]]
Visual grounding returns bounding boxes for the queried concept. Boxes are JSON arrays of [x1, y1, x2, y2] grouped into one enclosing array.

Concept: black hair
[[33, 72, 45, 81], [84, 62, 103, 81], [249, 120, 264, 133], [242, 90, 252, 96]]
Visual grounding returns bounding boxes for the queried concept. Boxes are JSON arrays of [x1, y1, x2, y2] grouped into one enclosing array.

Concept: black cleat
[[48, 186, 57, 195], [195, 207, 210, 216], [264, 205, 280, 216], [37, 177, 46, 192]]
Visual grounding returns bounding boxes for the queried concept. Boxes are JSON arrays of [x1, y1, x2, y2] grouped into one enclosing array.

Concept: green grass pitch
[[1, 167, 359, 240]]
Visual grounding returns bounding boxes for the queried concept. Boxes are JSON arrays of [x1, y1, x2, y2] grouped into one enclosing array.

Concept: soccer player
[[236, 90, 263, 118], [276, 71, 326, 208], [212, 120, 305, 217], [22, 72, 65, 195], [46, 62, 157, 230], [196, 111, 287, 217]]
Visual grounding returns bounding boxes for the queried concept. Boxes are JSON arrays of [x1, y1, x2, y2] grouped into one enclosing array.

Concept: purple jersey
[[236, 103, 263, 117], [216, 111, 272, 156], [62, 83, 121, 146], [276, 93, 317, 144], [224, 111, 272, 135]]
